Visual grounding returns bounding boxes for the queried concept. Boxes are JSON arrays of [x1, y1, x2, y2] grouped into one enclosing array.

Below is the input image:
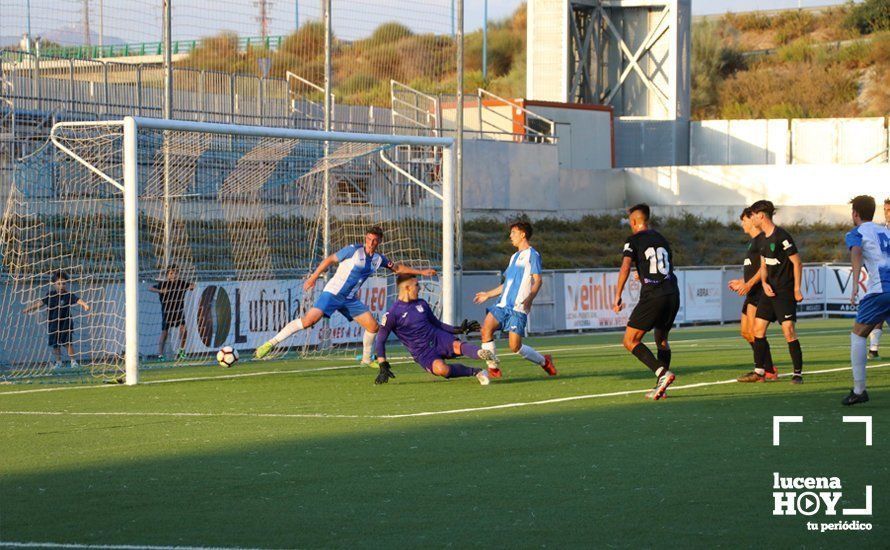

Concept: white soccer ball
[[216, 346, 239, 368]]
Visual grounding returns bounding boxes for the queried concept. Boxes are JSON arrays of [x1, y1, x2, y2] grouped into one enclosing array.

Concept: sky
[[0, 1, 859, 46]]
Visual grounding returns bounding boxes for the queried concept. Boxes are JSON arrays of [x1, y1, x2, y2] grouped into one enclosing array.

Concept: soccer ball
[[216, 346, 239, 368]]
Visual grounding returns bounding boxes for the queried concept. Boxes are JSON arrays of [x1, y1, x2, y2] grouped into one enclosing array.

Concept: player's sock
[[270, 318, 303, 345], [519, 344, 545, 366], [869, 328, 882, 352], [763, 339, 776, 373], [753, 337, 768, 376], [361, 330, 377, 363], [851, 333, 867, 394], [444, 363, 480, 378], [631, 343, 664, 376], [460, 341, 482, 359], [656, 348, 672, 369], [481, 340, 497, 358], [787, 339, 803, 375]]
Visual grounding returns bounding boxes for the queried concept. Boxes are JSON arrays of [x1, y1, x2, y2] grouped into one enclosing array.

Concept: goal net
[[0, 118, 454, 384]]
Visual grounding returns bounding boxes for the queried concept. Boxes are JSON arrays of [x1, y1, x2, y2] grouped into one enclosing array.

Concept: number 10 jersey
[[622, 229, 680, 298]]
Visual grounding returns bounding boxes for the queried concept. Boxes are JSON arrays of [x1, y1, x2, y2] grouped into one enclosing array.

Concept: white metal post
[[441, 147, 455, 326], [322, 0, 332, 260], [162, 0, 173, 269], [123, 117, 140, 385]]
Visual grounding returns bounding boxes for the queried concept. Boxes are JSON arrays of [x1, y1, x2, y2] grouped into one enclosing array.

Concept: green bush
[[724, 12, 773, 32], [692, 21, 747, 117], [845, 0, 890, 34], [773, 11, 817, 44], [367, 22, 414, 46]]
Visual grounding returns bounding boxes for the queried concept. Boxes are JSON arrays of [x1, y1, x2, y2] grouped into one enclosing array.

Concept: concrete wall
[[462, 139, 626, 218], [677, 117, 889, 167], [691, 119, 789, 165], [462, 139, 890, 224], [623, 164, 890, 223], [615, 118, 690, 167], [792, 118, 888, 164], [529, 104, 613, 169]]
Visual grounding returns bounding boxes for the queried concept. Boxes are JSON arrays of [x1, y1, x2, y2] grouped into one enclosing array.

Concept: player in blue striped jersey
[[474, 220, 557, 378], [843, 195, 890, 405], [255, 226, 435, 362]]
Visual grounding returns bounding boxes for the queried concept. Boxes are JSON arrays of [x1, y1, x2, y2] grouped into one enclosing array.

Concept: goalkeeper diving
[[373, 274, 498, 385]]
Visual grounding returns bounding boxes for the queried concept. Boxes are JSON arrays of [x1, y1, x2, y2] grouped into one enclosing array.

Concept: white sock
[[869, 329, 882, 352], [482, 340, 497, 358], [851, 333, 867, 395], [270, 318, 304, 345], [519, 344, 545, 366], [362, 330, 377, 363]]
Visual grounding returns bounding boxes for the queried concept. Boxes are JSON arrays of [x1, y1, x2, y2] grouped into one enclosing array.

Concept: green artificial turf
[[0, 319, 886, 548]]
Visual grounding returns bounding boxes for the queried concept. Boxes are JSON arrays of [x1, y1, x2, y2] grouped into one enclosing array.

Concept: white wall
[[624, 164, 890, 223], [792, 118, 888, 164], [462, 139, 626, 217], [531, 104, 613, 169], [463, 137, 890, 224], [691, 119, 788, 165]]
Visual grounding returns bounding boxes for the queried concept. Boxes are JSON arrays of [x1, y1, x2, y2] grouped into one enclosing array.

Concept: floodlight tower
[[527, 0, 691, 164]]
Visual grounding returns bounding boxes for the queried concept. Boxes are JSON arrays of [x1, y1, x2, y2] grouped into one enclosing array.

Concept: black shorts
[[48, 324, 72, 348], [162, 309, 186, 331], [628, 293, 680, 332], [742, 290, 762, 314], [755, 292, 797, 323]]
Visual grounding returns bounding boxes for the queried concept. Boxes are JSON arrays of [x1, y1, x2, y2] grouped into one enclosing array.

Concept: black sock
[[657, 348, 672, 369], [632, 343, 665, 377], [763, 339, 775, 372], [753, 337, 768, 372], [788, 339, 803, 375]]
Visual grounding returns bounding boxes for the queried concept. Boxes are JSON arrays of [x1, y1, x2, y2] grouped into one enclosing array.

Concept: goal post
[[1, 116, 454, 384]]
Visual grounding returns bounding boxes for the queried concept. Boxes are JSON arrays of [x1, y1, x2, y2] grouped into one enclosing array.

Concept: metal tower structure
[[528, 0, 690, 119], [527, 0, 691, 165]]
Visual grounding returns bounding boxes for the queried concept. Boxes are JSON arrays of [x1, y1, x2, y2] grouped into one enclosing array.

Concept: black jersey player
[[749, 200, 805, 384], [730, 208, 777, 382], [612, 204, 680, 400]]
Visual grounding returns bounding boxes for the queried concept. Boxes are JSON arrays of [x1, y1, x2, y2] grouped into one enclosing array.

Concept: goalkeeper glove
[[375, 361, 396, 385], [455, 319, 481, 335]]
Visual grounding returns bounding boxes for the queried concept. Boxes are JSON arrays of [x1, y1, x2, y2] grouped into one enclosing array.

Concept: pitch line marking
[[1, 363, 886, 421], [0, 328, 851, 396], [0, 542, 272, 550]]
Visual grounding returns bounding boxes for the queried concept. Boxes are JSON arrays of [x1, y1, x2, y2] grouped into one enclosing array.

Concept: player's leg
[[776, 293, 803, 383], [352, 311, 379, 365], [50, 345, 62, 368], [622, 324, 667, 380], [47, 327, 62, 369], [256, 306, 324, 359], [844, 293, 890, 404], [845, 322, 877, 405], [739, 303, 776, 381], [480, 309, 505, 376], [624, 297, 670, 386], [65, 342, 79, 368], [779, 320, 803, 383], [507, 313, 557, 375], [748, 296, 777, 382], [429, 358, 478, 378], [177, 322, 188, 359], [158, 328, 168, 359], [646, 294, 679, 399], [868, 321, 883, 358]]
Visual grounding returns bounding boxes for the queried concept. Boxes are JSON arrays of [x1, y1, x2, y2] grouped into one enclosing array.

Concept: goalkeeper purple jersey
[[375, 298, 455, 359]]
